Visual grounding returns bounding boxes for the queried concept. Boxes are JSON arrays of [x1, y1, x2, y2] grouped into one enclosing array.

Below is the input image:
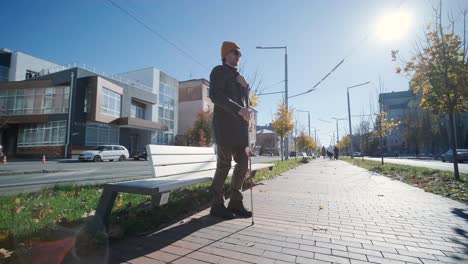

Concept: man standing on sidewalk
[[209, 41, 252, 219]]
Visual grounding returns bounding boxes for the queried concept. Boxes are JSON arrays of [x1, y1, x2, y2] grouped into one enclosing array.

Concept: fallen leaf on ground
[[246, 242, 255, 247], [15, 205, 25, 213], [319, 205, 324, 210], [311, 226, 328, 231], [377, 194, 384, 197], [81, 210, 96, 218], [116, 195, 123, 208], [0, 248, 13, 259]]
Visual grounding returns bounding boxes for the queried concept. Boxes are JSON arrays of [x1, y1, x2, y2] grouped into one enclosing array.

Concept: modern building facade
[[379, 86, 467, 155], [0, 49, 179, 158]]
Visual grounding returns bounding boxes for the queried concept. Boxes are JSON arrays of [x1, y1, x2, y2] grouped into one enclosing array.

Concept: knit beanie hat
[[221, 41, 241, 58]]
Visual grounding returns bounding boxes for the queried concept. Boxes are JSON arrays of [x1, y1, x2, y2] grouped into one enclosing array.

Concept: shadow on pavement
[[105, 214, 250, 263], [450, 208, 468, 257]]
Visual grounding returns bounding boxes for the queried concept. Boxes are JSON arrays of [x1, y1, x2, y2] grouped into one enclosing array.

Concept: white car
[[79, 145, 129, 162]]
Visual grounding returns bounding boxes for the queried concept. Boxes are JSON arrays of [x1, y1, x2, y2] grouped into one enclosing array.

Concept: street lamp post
[[331, 117, 347, 144], [256, 46, 289, 159], [346, 82, 371, 158]]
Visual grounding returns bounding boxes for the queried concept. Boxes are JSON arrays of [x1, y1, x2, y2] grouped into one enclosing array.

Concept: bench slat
[[152, 154, 217, 166], [151, 162, 217, 177], [147, 145, 215, 155], [107, 172, 214, 194]]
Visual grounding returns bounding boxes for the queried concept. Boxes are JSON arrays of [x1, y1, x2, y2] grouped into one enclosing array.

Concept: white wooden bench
[[94, 145, 274, 227]]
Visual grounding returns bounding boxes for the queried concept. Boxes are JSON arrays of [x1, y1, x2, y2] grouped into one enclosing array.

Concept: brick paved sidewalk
[[109, 159, 468, 264]]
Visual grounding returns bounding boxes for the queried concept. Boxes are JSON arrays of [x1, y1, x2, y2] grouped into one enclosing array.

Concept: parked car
[[79, 145, 129, 162], [0, 144, 3, 158], [289, 151, 297, 157], [441, 149, 468, 163], [133, 150, 148, 161], [353, 152, 361, 157]]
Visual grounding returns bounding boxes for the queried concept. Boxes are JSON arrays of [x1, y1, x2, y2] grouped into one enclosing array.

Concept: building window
[[158, 82, 176, 144], [0, 86, 70, 115], [0, 66, 8, 82], [100, 87, 121, 117], [152, 130, 174, 145], [130, 100, 145, 119], [25, 70, 39, 80], [17, 120, 67, 147], [85, 122, 119, 146]]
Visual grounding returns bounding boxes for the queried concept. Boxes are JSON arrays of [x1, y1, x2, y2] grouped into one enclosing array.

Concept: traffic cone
[[42, 154, 46, 164], [2, 156, 6, 165]]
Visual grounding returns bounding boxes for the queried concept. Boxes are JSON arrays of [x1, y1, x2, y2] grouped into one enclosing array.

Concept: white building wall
[[9, 52, 61, 81], [115, 67, 155, 93], [116, 67, 161, 123]]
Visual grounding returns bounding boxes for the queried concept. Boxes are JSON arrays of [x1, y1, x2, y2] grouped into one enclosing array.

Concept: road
[[0, 156, 280, 195], [363, 157, 468, 174]]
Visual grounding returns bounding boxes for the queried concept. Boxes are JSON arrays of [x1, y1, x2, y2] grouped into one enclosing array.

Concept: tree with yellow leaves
[[272, 104, 294, 160], [337, 135, 351, 155], [374, 111, 400, 165], [297, 131, 317, 153], [392, 6, 467, 180]]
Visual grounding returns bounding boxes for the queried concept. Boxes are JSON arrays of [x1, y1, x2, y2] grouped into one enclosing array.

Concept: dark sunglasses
[[231, 50, 242, 57]]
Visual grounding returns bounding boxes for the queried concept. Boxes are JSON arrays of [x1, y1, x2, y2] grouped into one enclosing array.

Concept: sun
[[376, 10, 412, 42]]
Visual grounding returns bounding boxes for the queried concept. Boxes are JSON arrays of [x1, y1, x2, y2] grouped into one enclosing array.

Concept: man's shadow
[[449, 208, 468, 258], [106, 214, 250, 263]]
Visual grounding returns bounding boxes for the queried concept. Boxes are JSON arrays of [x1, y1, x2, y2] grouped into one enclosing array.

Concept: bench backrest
[[146, 145, 219, 178]]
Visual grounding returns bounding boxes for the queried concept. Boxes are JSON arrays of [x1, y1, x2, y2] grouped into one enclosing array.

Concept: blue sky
[[2, 0, 467, 146]]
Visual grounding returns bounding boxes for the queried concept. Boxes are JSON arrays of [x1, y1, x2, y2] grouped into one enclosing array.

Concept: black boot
[[228, 200, 252, 218], [210, 203, 235, 219]]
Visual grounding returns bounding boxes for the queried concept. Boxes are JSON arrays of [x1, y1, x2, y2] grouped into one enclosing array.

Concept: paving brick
[[263, 250, 296, 263], [348, 246, 384, 257], [332, 249, 368, 261], [300, 244, 332, 255], [172, 257, 210, 264], [127, 256, 165, 264], [159, 245, 193, 256], [172, 240, 205, 251], [219, 257, 253, 264], [145, 251, 179, 262], [281, 247, 315, 259], [186, 251, 223, 263], [314, 252, 351, 264], [315, 241, 347, 251], [403, 246, 445, 256], [200, 246, 275, 264], [395, 249, 437, 260], [330, 239, 363, 249], [434, 255, 468, 264], [367, 255, 407, 264], [296, 256, 332, 264], [382, 252, 423, 263]]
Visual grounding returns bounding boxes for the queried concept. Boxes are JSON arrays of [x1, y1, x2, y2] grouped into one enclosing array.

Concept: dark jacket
[[209, 64, 249, 147]]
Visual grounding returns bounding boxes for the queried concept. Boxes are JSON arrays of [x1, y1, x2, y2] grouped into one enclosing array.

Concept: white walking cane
[[229, 98, 255, 225], [246, 112, 255, 225]]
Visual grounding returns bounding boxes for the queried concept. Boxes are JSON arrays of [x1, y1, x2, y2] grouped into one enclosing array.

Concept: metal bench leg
[[95, 188, 118, 230]]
